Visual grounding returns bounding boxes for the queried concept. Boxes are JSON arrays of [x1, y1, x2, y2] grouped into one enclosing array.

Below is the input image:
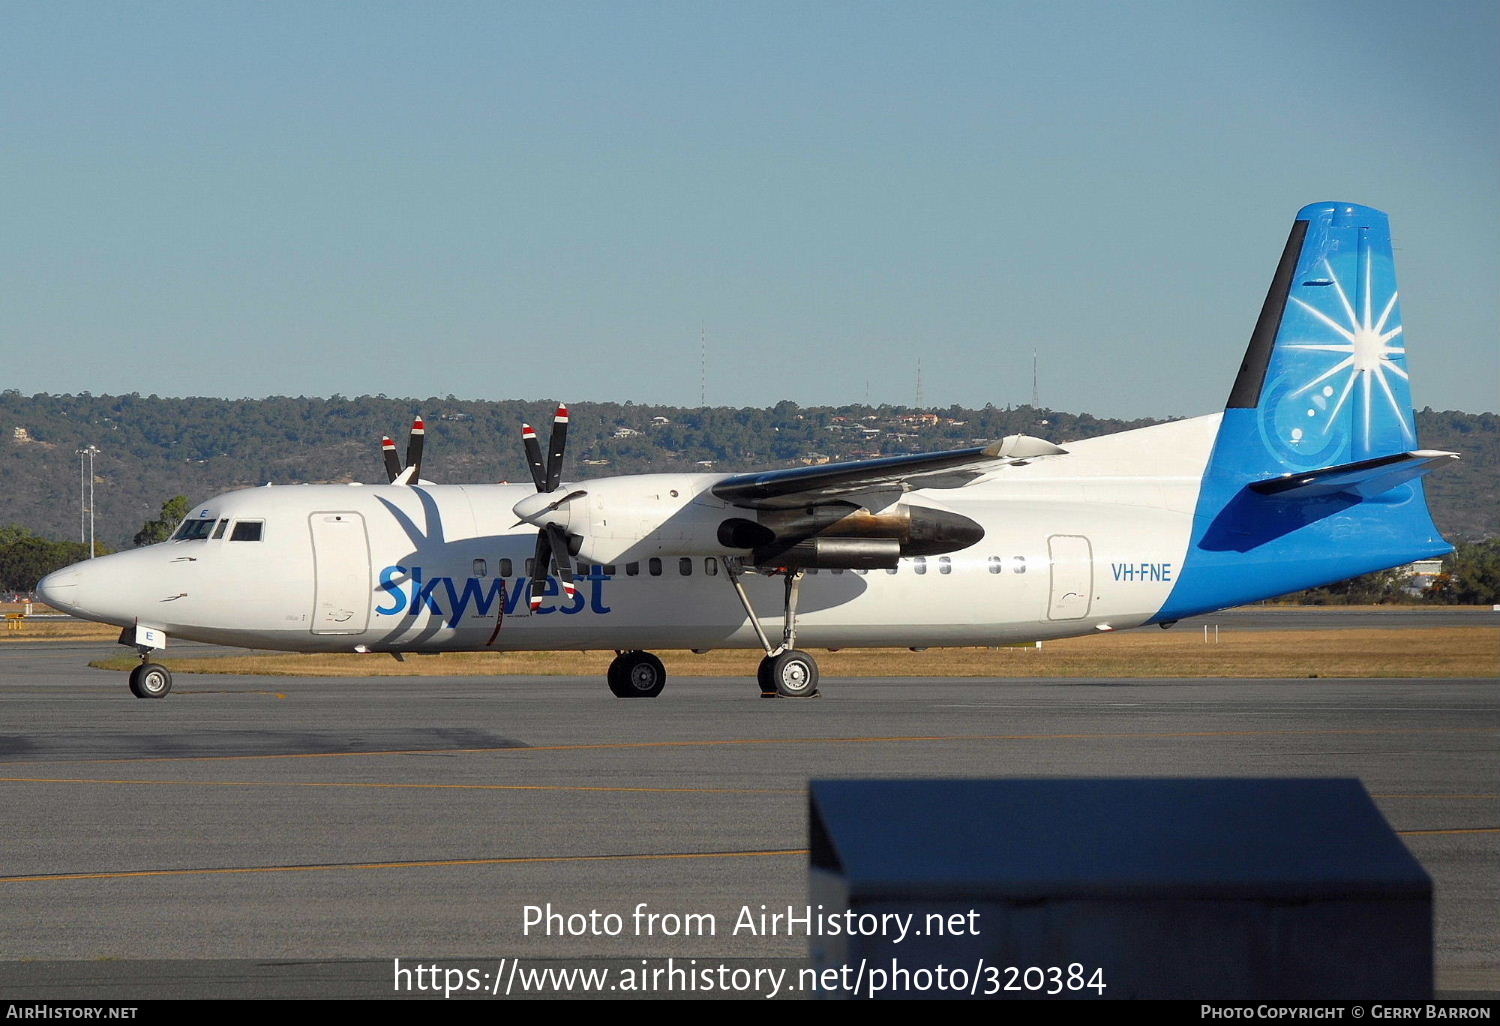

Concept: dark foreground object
[[808, 778, 1432, 999]]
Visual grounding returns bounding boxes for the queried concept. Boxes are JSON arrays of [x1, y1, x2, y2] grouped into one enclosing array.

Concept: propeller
[[516, 405, 580, 611], [380, 416, 426, 485]]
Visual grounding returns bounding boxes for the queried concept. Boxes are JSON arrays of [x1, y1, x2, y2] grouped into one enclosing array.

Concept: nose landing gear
[[128, 661, 172, 699], [122, 626, 172, 698]]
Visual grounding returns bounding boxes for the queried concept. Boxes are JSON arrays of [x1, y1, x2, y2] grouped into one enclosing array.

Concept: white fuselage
[[41, 416, 1219, 654]]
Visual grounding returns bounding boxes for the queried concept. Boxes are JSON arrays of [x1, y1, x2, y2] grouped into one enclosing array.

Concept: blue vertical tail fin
[[1155, 203, 1455, 620], [1230, 202, 1419, 466]]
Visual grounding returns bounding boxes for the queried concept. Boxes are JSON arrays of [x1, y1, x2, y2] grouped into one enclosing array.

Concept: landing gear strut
[[607, 650, 666, 698], [724, 558, 820, 698]]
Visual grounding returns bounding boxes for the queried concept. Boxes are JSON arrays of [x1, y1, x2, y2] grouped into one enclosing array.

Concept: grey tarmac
[[0, 648, 1494, 999]]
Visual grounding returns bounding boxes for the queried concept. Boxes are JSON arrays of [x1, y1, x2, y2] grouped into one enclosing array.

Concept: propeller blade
[[522, 423, 547, 492], [381, 436, 401, 483], [405, 417, 426, 483], [529, 528, 553, 612], [545, 523, 577, 602], [544, 404, 568, 493]]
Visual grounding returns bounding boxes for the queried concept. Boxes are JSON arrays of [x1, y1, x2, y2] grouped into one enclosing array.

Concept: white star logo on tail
[[1283, 256, 1412, 451]]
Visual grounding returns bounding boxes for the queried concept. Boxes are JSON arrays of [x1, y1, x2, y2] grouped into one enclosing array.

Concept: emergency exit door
[[1047, 535, 1094, 620]]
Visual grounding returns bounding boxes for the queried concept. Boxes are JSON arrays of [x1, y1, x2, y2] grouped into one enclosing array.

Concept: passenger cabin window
[[939, 556, 951, 574], [648, 558, 662, 577], [988, 556, 1003, 574], [604, 564, 617, 575], [500, 558, 513, 578], [704, 558, 717, 576], [473, 559, 487, 577], [229, 521, 263, 542], [678, 557, 692, 576], [626, 562, 640, 577], [173, 518, 218, 541], [913, 556, 927, 575]]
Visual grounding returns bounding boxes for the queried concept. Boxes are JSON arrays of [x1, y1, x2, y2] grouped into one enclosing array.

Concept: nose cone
[[36, 549, 165, 627], [36, 566, 83, 615], [512, 491, 571, 530]]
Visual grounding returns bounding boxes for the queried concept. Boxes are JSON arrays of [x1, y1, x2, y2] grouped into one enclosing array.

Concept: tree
[[1283, 567, 1413, 605], [1425, 539, 1500, 605], [0, 532, 96, 593], [133, 495, 190, 547]]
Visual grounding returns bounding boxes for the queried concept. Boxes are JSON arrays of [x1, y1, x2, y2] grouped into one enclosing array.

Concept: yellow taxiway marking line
[[0, 849, 809, 884], [0, 776, 797, 796], [0, 726, 1492, 768]]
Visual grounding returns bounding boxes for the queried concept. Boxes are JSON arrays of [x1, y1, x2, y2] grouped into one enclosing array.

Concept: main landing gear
[[599, 560, 822, 699], [607, 650, 666, 698], [726, 558, 820, 699]]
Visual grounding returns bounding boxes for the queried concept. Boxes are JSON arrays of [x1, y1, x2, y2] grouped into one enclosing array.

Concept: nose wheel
[[128, 662, 173, 699]]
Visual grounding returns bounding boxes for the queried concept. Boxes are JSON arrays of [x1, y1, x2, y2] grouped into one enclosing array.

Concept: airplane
[[37, 202, 1458, 700]]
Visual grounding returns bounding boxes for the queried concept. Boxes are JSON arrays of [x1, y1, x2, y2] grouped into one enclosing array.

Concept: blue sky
[[3, 1, 1495, 419]]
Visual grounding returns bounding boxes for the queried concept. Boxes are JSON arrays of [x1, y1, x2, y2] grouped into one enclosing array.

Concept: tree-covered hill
[[1, 391, 1493, 550]]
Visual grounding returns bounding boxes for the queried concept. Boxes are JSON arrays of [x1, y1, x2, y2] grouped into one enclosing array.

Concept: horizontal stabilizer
[[1248, 450, 1457, 499]]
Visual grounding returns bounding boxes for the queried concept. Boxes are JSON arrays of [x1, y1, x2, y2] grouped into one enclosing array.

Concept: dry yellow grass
[[0, 618, 120, 642], [80, 626, 1497, 679]]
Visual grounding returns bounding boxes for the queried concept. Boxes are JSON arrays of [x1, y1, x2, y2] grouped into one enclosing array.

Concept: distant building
[[612, 428, 641, 439], [1402, 558, 1446, 596], [12, 427, 30, 441]]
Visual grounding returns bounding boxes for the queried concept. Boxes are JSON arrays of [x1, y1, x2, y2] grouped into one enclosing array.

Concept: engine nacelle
[[514, 474, 985, 569], [520, 474, 737, 565], [754, 537, 902, 570]]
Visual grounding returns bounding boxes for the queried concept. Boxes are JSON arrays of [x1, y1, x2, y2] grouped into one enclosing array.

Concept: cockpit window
[[230, 521, 264, 542], [173, 518, 219, 541]]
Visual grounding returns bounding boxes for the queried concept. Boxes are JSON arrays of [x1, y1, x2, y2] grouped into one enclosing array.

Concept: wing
[[710, 434, 1067, 510]]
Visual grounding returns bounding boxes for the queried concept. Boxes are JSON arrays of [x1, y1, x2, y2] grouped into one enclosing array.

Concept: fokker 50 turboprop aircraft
[[39, 202, 1457, 700]]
